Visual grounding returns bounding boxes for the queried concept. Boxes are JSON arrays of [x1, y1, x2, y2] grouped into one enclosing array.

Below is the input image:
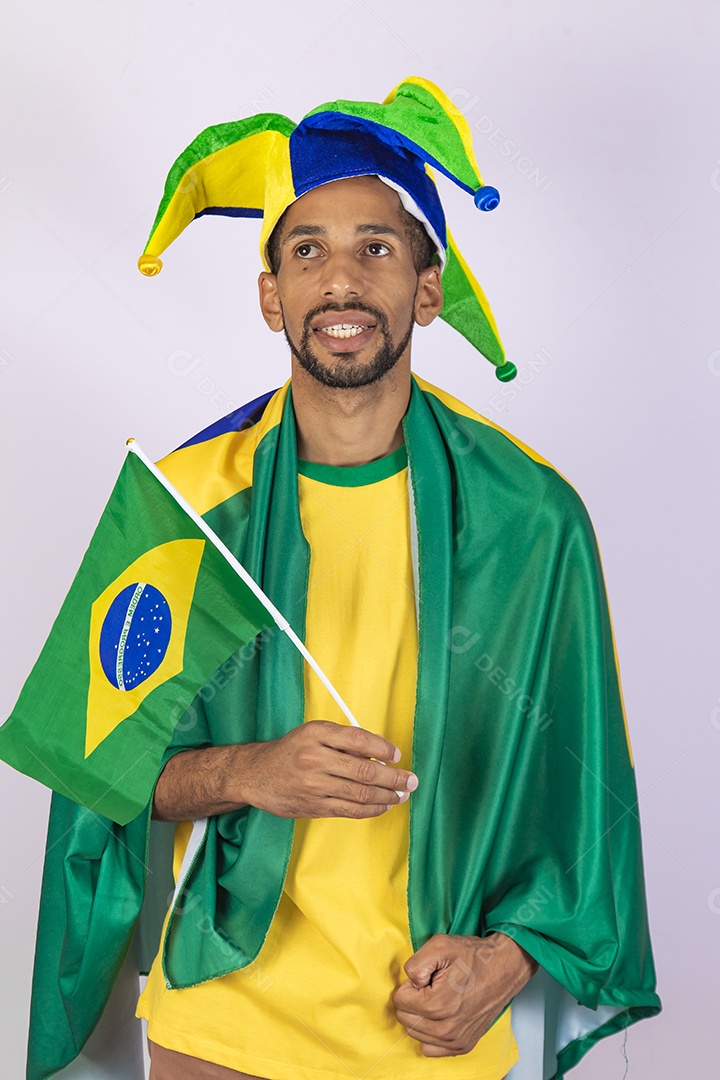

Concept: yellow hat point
[[138, 255, 163, 277]]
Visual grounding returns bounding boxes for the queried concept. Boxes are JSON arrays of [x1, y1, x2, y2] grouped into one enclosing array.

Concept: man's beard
[[283, 301, 415, 389]]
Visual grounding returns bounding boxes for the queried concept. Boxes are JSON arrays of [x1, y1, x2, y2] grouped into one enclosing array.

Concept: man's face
[[259, 176, 440, 390]]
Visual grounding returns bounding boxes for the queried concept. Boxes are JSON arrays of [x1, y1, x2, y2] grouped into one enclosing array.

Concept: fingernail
[[397, 792, 409, 803], [392, 747, 402, 763], [406, 773, 419, 792]]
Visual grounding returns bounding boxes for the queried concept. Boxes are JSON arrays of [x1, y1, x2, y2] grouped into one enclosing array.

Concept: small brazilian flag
[[0, 444, 277, 825]]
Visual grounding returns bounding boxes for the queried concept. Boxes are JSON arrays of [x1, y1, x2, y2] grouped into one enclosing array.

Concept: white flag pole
[[126, 439, 362, 730]]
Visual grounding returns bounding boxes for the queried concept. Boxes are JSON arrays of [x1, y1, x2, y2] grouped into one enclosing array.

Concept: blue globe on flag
[[99, 583, 172, 691]]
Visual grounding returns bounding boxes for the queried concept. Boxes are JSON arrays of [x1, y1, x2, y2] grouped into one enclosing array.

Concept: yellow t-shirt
[[137, 446, 518, 1080]]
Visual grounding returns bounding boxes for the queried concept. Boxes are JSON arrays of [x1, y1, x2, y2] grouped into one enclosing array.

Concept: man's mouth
[[311, 311, 379, 351], [292, 302, 409, 387], [319, 323, 371, 339]]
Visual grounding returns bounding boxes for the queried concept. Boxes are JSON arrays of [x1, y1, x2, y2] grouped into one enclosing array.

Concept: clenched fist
[[394, 932, 538, 1057]]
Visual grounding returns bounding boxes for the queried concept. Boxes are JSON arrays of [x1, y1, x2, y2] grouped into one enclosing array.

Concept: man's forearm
[[152, 744, 254, 821], [151, 721, 417, 822]]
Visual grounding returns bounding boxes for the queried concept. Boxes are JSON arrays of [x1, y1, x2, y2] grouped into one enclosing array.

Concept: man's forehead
[[279, 175, 406, 234]]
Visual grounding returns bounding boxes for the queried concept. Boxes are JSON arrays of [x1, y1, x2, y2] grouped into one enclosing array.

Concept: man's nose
[[320, 251, 365, 299]]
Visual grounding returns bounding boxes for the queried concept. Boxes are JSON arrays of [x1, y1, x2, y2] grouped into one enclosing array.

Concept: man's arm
[[152, 719, 418, 821]]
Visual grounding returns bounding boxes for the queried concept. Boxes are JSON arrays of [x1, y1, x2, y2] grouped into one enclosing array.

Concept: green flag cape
[[25, 377, 659, 1080]]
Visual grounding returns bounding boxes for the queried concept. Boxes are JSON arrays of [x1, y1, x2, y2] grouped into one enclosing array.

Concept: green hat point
[[496, 361, 517, 382]]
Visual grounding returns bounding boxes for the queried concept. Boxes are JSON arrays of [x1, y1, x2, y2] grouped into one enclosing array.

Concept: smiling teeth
[[321, 324, 366, 339]]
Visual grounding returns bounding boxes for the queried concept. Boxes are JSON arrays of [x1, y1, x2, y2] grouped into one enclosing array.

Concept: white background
[[1, 1, 718, 1076]]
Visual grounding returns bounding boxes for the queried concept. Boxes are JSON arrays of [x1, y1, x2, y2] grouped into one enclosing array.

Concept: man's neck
[[291, 360, 411, 467]]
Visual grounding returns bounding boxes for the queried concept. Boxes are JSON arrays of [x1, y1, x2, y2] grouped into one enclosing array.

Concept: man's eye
[[366, 242, 390, 256], [295, 243, 320, 258]]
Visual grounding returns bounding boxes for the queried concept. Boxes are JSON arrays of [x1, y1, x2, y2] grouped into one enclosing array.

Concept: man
[[139, 172, 537, 1080], [21, 78, 660, 1079]]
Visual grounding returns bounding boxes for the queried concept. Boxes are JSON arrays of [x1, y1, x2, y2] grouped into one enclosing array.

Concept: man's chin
[[295, 352, 400, 390], [284, 320, 413, 390]]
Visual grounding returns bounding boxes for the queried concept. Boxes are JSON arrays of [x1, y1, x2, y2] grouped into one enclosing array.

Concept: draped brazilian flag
[[0, 444, 278, 825]]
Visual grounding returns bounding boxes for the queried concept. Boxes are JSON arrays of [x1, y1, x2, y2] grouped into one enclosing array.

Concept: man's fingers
[[395, 1005, 475, 1056], [326, 774, 410, 807], [419, 1043, 460, 1058], [394, 1009, 460, 1048], [315, 797, 395, 820], [292, 746, 414, 804], [393, 984, 445, 1021], [393, 979, 426, 1010], [305, 720, 418, 795], [255, 721, 418, 818], [310, 720, 402, 767], [330, 749, 417, 794]]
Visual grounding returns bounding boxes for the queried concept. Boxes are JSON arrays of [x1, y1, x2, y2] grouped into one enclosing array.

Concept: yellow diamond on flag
[[85, 538, 205, 757]]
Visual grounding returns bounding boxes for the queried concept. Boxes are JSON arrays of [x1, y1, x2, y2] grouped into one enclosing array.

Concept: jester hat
[[139, 77, 516, 381]]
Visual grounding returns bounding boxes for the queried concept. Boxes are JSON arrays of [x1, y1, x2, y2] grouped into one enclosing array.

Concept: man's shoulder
[[414, 374, 592, 528], [414, 375, 565, 477], [170, 389, 279, 454], [155, 385, 285, 516]]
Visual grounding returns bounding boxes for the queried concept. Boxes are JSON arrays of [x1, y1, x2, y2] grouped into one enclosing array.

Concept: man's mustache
[[302, 301, 389, 334]]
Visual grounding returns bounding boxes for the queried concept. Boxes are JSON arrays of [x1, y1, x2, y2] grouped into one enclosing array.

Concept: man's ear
[[413, 265, 443, 327], [258, 271, 284, 332]]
